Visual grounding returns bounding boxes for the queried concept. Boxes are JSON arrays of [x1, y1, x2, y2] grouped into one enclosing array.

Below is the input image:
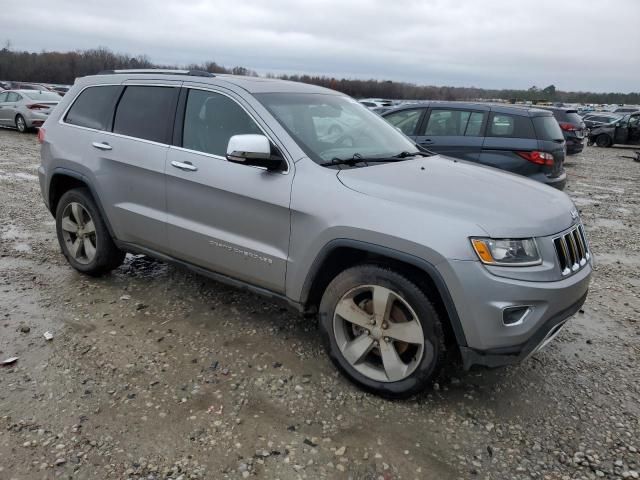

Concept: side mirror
[[226, 134, 285, 171]]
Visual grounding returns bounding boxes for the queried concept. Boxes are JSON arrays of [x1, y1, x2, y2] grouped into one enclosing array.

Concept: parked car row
[[380, 101, 568, 189], [0, 81, 70, 96]]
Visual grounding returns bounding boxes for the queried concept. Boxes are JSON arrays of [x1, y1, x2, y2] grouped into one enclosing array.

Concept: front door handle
[[92, 142, 112, 151], [171, 160, 198, 171], [420, 139, 433, 145]]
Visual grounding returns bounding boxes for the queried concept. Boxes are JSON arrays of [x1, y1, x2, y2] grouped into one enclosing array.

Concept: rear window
[[24, 91, 61, 101], [565, 112, 583, 125], [65, 86, 122, 130], [113, 86, 178, 143], [487, 113, 535, 138], [532, 115, 564, 141]]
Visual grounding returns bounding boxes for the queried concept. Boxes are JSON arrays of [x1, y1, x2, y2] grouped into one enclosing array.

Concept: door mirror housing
[[226, 134, 285, 171]]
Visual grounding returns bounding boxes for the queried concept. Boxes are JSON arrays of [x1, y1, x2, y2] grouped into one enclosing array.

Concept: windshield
[[255, 93, 418, 164], [23, 91, 61, 101]]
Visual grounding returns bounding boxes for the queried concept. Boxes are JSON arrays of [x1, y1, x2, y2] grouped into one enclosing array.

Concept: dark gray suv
[[382, 102, 567, 189]]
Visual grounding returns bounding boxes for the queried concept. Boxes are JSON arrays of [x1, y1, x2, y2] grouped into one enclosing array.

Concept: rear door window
[[464, 112, 486, 136], [113, 86, 179, 143], [532, 116, 564, 141], [6, 92, 20, 102], [65, 86, 122, 131], [488, 113, 535, 138], [422, 109, 486, 136], [182, 89, 261, 157], [383, 109, 423, 136]]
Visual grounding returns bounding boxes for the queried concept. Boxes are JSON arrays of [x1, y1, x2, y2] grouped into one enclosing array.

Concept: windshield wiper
[[320, 151, 427, 167], [393, 150, 432, 158]]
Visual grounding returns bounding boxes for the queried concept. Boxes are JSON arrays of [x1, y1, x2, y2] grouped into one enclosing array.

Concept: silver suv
[[38, 70, 592, 398]]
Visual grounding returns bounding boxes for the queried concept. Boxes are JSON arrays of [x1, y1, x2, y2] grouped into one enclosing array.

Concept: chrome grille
[[553, 225, 590, 276]]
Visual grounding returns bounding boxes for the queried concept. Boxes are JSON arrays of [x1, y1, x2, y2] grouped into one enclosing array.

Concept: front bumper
[[459, 290, 587, 368], [438, 258, 591, 369]]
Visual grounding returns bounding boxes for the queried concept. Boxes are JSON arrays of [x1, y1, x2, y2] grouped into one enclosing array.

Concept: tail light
[[26, 104, 49, 110], [37, 127, 46, 144], [516, 151, 555, 166], [559, 122, 577, 132]]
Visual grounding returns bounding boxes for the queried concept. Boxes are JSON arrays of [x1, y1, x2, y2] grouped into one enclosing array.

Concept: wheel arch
[[49, 168, 117, 239], [301, 239, 468, 350]]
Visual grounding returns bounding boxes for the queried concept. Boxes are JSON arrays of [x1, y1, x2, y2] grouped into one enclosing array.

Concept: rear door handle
[[92, 142, 112, 151], [171, 160, 198, 171]]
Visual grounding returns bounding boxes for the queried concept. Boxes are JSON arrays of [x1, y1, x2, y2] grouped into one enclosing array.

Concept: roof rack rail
[[96, 69, 215, 78]]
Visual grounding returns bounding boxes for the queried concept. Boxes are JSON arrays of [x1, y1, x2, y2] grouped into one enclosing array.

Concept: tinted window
[[113, 86, 178, 143], [565, 112, 583, 125], [465, 112, 485, 136], [532, 116, 564, 141], [488, 113, 535, 138], [182, 89, 261, 157], [423, 110, 469, 136], [65, 86, 122, 130], [384, 109, 423, 135], [422, 109, 485, 136]]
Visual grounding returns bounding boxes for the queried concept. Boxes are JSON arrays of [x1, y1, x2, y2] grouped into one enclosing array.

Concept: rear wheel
[[319, 265, 446, 398], [15, 114, 27, 133], [595, 134, 612, 148], [55, 188, 125, 276]]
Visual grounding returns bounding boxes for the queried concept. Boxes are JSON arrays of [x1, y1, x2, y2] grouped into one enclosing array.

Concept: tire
[[595, 134, 612, 148], [55, 188, 125, 276], [318, 265, 446, 399], [15, 114, 28, 133]]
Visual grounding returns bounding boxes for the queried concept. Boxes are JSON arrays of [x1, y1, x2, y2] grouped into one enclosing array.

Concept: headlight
[[471, 238, 541, 266]]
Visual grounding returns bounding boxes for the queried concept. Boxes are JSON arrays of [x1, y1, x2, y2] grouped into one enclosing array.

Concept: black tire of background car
[[15, 114, 27, 133], [595, 134, 612, 148]]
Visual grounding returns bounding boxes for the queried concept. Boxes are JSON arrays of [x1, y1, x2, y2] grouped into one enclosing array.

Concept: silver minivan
[[38, 70, 592, 398]]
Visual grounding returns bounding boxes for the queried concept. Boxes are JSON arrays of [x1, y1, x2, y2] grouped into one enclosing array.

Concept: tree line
[[1, 44, 638, 105]]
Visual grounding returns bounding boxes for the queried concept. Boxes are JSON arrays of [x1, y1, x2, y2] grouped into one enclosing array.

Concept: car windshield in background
[[23, 91, 61, 101], [532, 115, 564, 141], [255, 93, 418, 164]]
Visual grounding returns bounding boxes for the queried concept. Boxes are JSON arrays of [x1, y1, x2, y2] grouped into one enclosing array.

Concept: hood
[[337, 156, 576, 238]]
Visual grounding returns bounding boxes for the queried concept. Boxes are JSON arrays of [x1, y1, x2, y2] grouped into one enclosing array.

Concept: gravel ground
[[0, 128, 638, 480]]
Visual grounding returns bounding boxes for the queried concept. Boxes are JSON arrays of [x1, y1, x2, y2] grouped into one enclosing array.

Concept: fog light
[[503, 306, 531, 326]]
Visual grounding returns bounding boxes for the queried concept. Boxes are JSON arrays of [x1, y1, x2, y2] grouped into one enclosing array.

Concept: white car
[[0, 89, 61, 132]]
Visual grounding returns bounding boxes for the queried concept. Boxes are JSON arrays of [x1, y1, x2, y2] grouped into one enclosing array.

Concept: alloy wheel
[[60, 202, 97, 265], [332, 285, 428, 382], [16, 116, 26, 133]]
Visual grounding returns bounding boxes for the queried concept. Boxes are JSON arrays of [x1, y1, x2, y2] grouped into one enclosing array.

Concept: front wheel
[[595, 134, 612, 148], [319, 265, 446, 398], [55, 188, 125, 276]]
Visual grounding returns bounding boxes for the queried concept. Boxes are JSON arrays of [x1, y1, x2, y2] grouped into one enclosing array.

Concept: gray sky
[[2, 0, 639, 92]]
